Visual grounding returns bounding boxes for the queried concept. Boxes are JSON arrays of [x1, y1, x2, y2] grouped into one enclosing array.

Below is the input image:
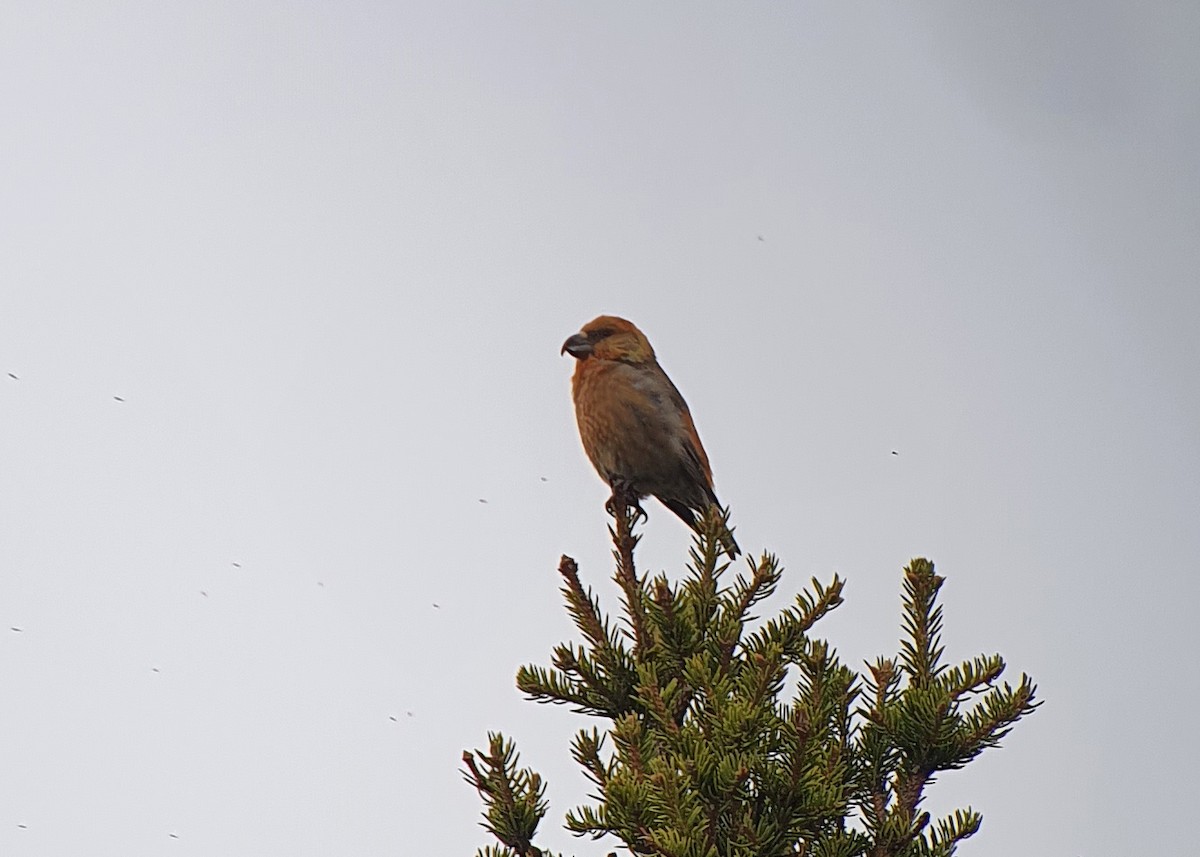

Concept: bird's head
[[561, 316, 656, 364]]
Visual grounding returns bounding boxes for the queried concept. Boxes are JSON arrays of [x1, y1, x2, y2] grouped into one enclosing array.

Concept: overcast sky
[[2, 3, 1197, 855]]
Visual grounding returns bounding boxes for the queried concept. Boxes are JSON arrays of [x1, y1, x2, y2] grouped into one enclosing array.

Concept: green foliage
[[463, 508, 1039, 857], [462, 734, 559, 857]]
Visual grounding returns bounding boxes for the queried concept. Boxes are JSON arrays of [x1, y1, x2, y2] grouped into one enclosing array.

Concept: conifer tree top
[[465, 504, 1039, 857]]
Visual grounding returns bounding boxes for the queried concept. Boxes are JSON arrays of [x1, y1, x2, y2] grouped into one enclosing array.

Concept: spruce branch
[[855, 559, 1040, 857], [558, 555, 617, 660], [898, 559, 945, 688], [462, 734, 559, 857], [468, 520, 1039, 857], [610, 497, 649, 656]]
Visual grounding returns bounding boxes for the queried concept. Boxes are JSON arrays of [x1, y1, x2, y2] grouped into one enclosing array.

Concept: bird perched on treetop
[[561, 315, 739, 558]]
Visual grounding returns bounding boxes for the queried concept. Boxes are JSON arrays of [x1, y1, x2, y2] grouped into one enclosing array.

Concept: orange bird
[[562, 315, 739, 558]]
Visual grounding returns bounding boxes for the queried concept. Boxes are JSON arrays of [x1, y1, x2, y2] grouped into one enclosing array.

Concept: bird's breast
[[572, 360, 685, 486]]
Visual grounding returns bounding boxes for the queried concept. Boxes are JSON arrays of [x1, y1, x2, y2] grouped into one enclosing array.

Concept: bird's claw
[[605, 484, 647, 524]]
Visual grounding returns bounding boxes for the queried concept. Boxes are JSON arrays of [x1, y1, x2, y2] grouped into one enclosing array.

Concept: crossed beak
[[561, 332, 592, 358]]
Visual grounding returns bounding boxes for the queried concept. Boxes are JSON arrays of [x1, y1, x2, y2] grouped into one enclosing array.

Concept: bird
[[562, 315, 739, 557]]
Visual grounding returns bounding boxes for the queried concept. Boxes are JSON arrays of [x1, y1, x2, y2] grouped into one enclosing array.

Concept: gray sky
[[2, 3, 1197, 855]]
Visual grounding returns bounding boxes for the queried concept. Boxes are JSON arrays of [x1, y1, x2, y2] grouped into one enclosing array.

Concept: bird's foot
[[606, 483, 647, 524]]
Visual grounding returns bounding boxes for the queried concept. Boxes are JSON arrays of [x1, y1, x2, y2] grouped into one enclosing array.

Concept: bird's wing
[[681, 427, 720, 507], [658, 369, 718, 505]]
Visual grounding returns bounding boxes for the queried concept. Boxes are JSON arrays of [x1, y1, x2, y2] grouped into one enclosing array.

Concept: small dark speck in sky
[[7, 373, 17, 380], [478, 498, 488, 504], [113, 396, 125, 402], [540, 476, 548, 482], [757, 235, 765, 242], [169, 832, 179, 839], [317, 581, 324, 587], [432, 603, 440, 609], [200, 591, 208, 597], [152, 667, 160, 673], [17, 824, 27, 829], [231, 562, 242, 568], [891, 450, 899, 456], [389, 715, 397, 722], [10, 627, 22, 633]]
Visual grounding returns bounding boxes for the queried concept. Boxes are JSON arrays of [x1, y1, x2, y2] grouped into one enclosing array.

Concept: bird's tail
[[662, 498, 740, 559]]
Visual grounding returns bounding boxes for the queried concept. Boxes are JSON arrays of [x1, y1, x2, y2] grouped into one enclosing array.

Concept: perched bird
[[562, 315, 739, 557]]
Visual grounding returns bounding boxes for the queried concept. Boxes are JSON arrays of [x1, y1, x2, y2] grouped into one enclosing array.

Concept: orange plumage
[[561, 315, 739, 558]]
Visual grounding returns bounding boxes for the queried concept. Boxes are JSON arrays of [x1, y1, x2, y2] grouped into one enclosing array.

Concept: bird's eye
[[589, 328, 615, 342]]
